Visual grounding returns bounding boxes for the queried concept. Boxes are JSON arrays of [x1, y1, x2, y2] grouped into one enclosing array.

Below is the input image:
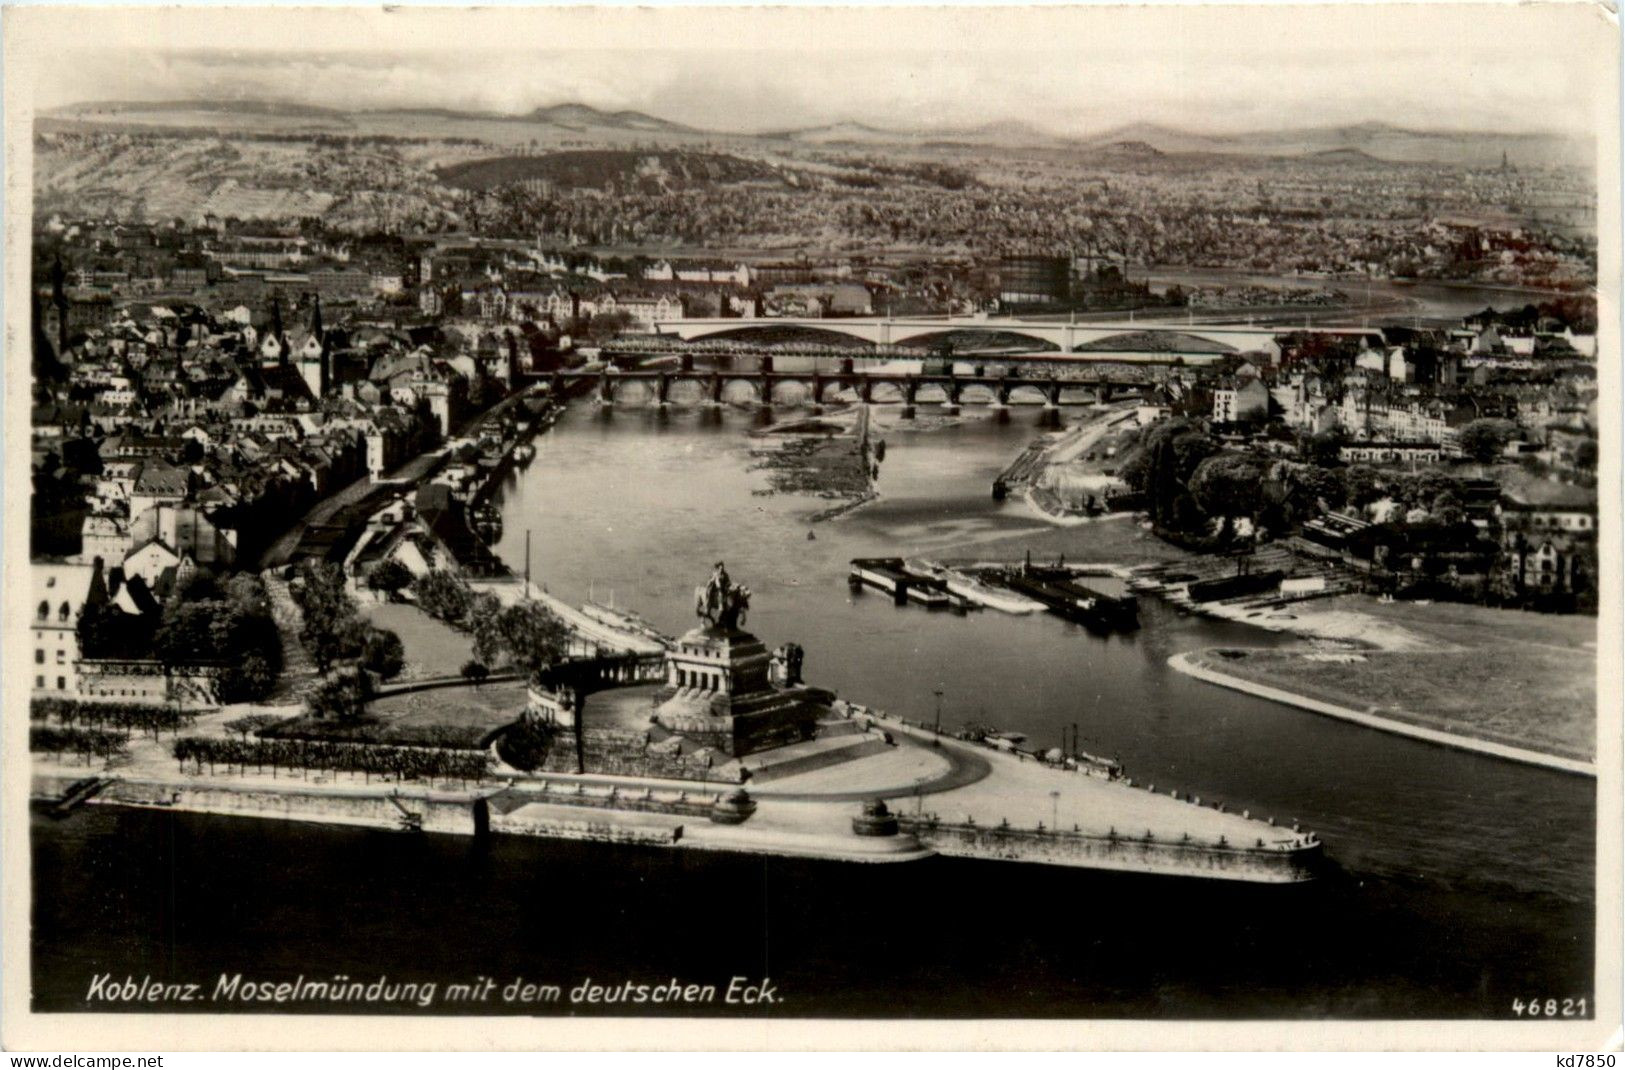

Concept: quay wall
[[87, 777, 481, 835], [37, 773, 1319, 882], [489, 812, 681, 848], [537, 729, 719, 783], [514, 782, 718, 820], [900, 818, 1321, 884]]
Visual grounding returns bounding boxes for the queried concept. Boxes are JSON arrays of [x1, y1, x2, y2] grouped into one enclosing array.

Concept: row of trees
[[31, 726, 128, 763], [171, 736, 492, 785], [76, 571, 283, 702], [411, 570, 569, 679], [29, 698, 198, 739]]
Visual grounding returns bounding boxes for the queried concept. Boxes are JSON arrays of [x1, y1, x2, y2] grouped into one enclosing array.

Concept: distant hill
[[520, 103, 697, 134], [766, 118, 1059, 150], [42, 99, 1593, 169], [57, 99, 346, 119], [1090, 140, 1164, 159], [51, 98, 696, 135], [1075, 121, 1593, 168]]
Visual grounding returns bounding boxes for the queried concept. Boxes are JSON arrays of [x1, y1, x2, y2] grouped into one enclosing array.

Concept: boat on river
[[849, 557, 971, 610], [909, 560, 1041, 614], [997, 567, 1139, 631], [942, 567, 1044, 614]]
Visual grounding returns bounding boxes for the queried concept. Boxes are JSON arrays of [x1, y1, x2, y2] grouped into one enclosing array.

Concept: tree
[[367, 560, 414, 603], [224, 573, 271, 617], [1342, 465, 1383, 509], [467, 592, 506, 667], [461, 659, 490, 689], [291, 561, 363, 674], [153, 601, 224, 668], [306, 669, 372, 722], [1304, 428, 1346, 468], [587, 309, 635, 341], [1575, 438, 1598, 471], [77, 601, 148, 659], [1170, 430, 1219, 483], [1432, 490, 1467, 526], [496, 601, 570, 677], [412, 569, 474, 623], [360, 627, 406, 682], [1457, 418, 1517, 464], [1189, 453, 1265, 521], [222, 713, 281, 741], [219, 652, 278, 703]]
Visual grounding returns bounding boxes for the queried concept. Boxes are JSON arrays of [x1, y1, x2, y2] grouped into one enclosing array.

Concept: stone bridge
[[651, 316, 1378, 356], [558, 364, 1145, 414]]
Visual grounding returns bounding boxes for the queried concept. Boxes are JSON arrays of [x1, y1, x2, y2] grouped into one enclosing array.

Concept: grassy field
[[266, 680, 529, 749], [1190, 598, 1596, 762], [360, 601, 471, 679]]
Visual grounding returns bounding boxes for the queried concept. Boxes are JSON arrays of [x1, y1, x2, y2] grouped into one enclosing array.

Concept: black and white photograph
[[2, 2, 1619, 1051]]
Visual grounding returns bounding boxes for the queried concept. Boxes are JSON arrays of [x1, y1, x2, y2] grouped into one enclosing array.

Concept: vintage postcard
[[2, 2, 1619, 1052]]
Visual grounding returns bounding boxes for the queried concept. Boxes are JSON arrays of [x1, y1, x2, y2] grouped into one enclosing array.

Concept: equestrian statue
[[695, 561, 751, 631]]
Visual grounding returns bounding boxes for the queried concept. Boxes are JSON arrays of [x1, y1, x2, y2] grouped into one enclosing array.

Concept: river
[[32, 404, 1595, 1018]]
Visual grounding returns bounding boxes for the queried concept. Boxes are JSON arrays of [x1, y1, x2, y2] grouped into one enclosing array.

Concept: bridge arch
[[767, 378, 816, 405], [1005, 383, 1053, 405], [1071, 330, 1241, 355], [661, 322, 886, 348], [887, 327, 1062, 353], [717, 377, 764, 406]]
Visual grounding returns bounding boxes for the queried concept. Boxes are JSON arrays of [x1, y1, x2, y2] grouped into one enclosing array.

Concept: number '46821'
[[1511, 997, 1588, 1017]]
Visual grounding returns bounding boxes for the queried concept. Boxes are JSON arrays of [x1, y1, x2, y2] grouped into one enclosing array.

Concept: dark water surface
[[33, 406, 1595, 1018]]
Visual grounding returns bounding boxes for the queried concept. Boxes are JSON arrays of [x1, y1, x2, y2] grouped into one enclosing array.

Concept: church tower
[[260, 297, 289, 366], [295, 294, 329, 400]]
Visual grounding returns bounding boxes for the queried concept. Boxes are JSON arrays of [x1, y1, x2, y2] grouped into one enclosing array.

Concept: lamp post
[[932, 688, 944, 746]]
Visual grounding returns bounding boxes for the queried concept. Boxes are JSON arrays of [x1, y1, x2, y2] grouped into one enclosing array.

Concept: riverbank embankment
[[1169, 649, 1595, 777]]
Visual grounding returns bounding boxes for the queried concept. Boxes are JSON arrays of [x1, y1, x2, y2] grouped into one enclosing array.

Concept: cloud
[[31, 6, 1605, 139]]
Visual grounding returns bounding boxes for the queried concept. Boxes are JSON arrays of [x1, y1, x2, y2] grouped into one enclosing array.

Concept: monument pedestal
[[653, 625, 819, 757]]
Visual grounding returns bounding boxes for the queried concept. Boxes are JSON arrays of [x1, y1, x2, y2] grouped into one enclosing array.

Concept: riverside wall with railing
[[896, 815, 1323, 883]]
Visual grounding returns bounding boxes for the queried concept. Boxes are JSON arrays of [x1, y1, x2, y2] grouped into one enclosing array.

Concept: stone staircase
[[262, 571, 319, 704]]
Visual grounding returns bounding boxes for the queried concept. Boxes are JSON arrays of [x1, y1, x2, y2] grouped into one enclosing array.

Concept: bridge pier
[[760, 355, 775, 374], [597, 372, 614, 410], [707, 374, 724, 408], [656, 373, 671, 408]]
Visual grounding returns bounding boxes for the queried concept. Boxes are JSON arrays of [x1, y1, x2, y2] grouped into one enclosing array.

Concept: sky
[[17, 4, 1614, 139]]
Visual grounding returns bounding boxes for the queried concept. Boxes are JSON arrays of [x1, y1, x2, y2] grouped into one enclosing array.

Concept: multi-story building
[[30, 560, 96, 697]]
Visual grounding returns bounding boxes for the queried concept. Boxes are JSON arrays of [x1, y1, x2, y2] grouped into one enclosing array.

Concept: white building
[[31, 561, 96, 696]]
